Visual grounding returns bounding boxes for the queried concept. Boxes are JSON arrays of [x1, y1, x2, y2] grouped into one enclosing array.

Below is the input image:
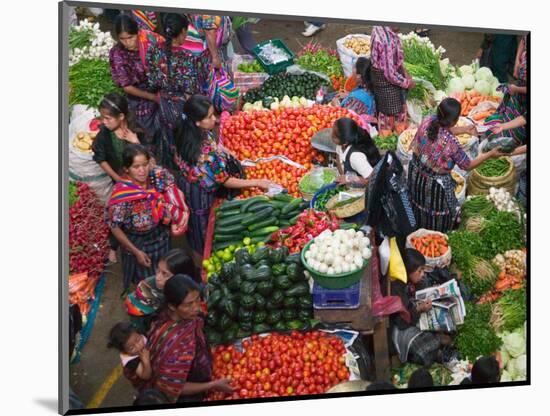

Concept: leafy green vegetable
[[69, 182, 79, 208], [297, 50, 344, 80], [456, 302, 502, 362], [374, 134, 398, 151], [69, 58, 123, 108], [476, 158, 510, 177], [299, 169, 337, 194], [392, 362, 453, 388], [479, 211, 525, 259], [497, 286, 526, 332], [402, 39, 445, 90], [461, 196, 497, 222], [69, 26, 94, 51]]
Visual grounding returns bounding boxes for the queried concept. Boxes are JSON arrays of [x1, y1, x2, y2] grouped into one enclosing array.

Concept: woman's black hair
[[133, 389, 169, 406], [334, 117, 381, 168], [403, 248, 426, 275], [427, 97, 462, 142], [174, 95, 213, 165], [99, 92, 142, 134], [161, 14, 189, 66], [355, 57, 373, 89], [366, 381, 397, 391], [114, 14, 139, 41], [164, 274, 201, 308], [160, 249, 195, 278], [408, 368, 434, 388], [107, 322, 137, 351], [122, 144, 151, 170], [471, 355, 501, 384]]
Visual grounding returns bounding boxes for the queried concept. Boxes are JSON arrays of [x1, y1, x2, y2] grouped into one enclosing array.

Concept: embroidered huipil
[[370, 26, 412, 89]]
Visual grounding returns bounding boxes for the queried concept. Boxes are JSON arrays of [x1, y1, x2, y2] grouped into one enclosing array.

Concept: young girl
[[125, 249, 196, 333], [108, 322, 152, 389]]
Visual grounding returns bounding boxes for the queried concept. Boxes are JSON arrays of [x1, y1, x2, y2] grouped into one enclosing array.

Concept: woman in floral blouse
[[109, 14, 163, 140], [172, 95, 276, 265], [370, 26, 414, 137], [408, 98, 504, 232], [107, 144, 183, 289]]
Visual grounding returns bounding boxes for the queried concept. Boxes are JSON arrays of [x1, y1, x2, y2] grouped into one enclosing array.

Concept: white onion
[[327, 267, 335, 275], [319, 263, 328, 274], [305, 251, 312, 260], [354, 254, 363, 267], [362, 248, 372, 260], [345, 253, 354, 263], [334, 265, 343, 274], [342, 263, 351, 273], [324, 254, 334, 266], [333, 256, 343, 267], [356, 231, 365, 240], [362, 237, 371, 247]]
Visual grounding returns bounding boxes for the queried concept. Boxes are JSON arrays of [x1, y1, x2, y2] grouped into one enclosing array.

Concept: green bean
[[476, 158, 510, 177]]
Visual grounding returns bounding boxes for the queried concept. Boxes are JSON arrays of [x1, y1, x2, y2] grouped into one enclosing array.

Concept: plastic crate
[[312, 280, 361, 310], [230, 54, 270, 95], [252, 39, 295, 75]]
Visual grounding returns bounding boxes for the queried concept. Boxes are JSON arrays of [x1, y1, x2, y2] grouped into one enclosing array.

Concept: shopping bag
[[207, 68, 240, 113]]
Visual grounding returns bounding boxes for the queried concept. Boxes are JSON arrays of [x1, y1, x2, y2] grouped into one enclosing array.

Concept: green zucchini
[[217, 208, 241, 219], [215, 223, 247, 234], [248, 217, 278, 232], [273, 193, 294, 202], [247, 202, 273, 213], [219, 199, 246, 211], [241, 207, 274, 226], [216, 214, 251, 227], [240, 196, 270, 213], [250, 226, 279, 237], [281, 198, 302, 214], [214, 233, 245, 243], [268, 200, 289, 210]]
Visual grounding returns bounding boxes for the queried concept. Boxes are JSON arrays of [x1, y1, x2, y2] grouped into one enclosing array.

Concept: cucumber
[[215, 223, 247, 234], [214, 233, 246, 243], [240, 196, 270, 213], [273, 193, 293, 202], [250, 235, 273, 244], [278, 220, 291, 228], [289, 213, 301, 225], [216, 213, 251, 227], [281, 198, 302, 214], [217, 208, 241, 219], [213, 240, 242, 251], [219, 199, 246, 211], [248, 217, 278, 232], [241, 207, 274, 226], [283, 209, 302, 220], [250, 226, 279, 237], [248, 202, 273, 213], [268, 200, 289, 210]]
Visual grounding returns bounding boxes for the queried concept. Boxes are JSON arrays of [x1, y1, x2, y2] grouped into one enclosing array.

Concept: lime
[[207, 264, 216, 273], [258, 242, 265, 247], [215, 250, 225, 259], [229, 245, 236, 252], [202, 259, 210, 268], [243, 237, 252, 246], [222, 252, 233, 262]]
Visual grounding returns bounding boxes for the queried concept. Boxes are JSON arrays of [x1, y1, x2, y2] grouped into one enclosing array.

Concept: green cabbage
[[500, 369, 512, 382], [507, 355, 526, 380], [462, 74, 476, 90], [459, 65, 474, 77], [475, 67, 494, 82], [474, 80, 491, 95], [502, 329, 526, 358], [447, 77, 465, 94]]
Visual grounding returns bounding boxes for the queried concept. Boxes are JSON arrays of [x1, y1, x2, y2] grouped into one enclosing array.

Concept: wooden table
[[313, 258, 391, 381]]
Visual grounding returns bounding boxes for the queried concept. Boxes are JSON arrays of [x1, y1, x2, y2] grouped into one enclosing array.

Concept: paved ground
[[69, 12, 485, 411]]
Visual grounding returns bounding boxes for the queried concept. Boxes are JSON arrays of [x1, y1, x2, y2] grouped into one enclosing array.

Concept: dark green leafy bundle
[[479, 211, 525, 259], [402, 40, 445, 90], [461, 196, 497, 222], [456, 302, 502, 362], [497, 286, 526, 332], [69, 26, 94, 51], [296, 50, 344, 80], [69, 58, 123, 108], [69, 182, 79, 208], [374, 134, 398, 151]]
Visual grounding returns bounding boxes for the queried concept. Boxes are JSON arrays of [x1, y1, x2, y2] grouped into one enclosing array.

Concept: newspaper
[[415, 279, 466, 332]]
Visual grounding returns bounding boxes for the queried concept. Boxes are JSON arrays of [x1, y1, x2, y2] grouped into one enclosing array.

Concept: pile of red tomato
[[221, 106, 363, 166], [207, 331, 350, 401], [241, 160, 307, 199]]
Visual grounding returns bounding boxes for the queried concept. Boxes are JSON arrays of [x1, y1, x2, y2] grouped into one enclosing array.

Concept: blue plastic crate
[[312, 280, 361, 310]]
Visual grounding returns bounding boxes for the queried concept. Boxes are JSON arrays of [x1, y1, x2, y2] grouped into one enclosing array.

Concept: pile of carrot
[[452, 91, 501, 117], [69, 272, 98, 316], [411, 233, 449, 258], [477, 271, 525, 305]]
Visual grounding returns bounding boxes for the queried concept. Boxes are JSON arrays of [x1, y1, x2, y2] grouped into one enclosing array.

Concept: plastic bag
[[336, 34, 371, 78], [481, 136, 518, 154], [407, 100, 424, 126], [406, 229, 452, 271]]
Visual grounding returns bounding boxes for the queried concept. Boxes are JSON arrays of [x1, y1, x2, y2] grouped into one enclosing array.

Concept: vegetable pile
[[204, 246, 314, 345], [299, 169, 337, 195], [221, 106, 363, 165], [487, 187, 522, 218], [498, 323, 527, 382], [69, 58, 123, 108], [69, 19, 115, 66], [270, 209, 341, 254], [451, 90, 501, 117], [392, 363, 453, 388], [343, 37, 371, 56], [243, 73, 330, 104], [476, 158, 510, 178], [455, 302, 502, 362], [313, 186, 345, 211], [237, 60, 266, 73], [242, 159, 307, 198], [374, 134, 398, 151], [69, 182, 110, 315], [296, 42, 345, 91], [203, 239, 262, 278], [206, 331, 350, 400], [303, 229, 372, 276], [477, 270, 525, 305], [449, 64, 503, 98], [410, 233, 449, 258], [242, 95, 312, 112], [493, 250, 526, 277], [213, 195, 308, 252]]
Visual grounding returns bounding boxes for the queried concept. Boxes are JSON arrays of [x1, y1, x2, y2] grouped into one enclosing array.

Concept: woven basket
[[326, 192, 365, 218], [468, 157, 517, 196]]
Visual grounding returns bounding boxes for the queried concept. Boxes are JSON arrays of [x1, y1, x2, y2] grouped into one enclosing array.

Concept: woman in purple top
[[370, 26, 414, 137], [109, 14, 163, 143], [407, 98, 504, 232]]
